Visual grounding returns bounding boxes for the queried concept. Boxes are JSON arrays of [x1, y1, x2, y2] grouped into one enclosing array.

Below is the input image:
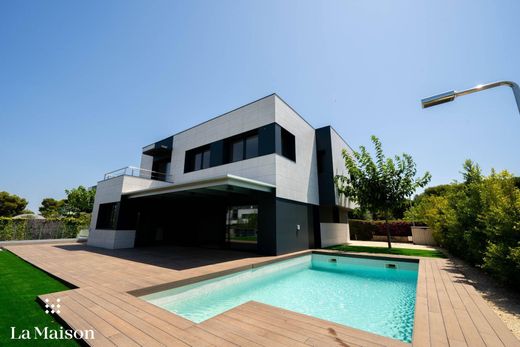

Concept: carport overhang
[[123, 174, 276, 200]]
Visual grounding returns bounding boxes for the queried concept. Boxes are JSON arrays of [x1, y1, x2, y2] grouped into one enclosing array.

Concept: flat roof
[[142, 93, 319, 149]]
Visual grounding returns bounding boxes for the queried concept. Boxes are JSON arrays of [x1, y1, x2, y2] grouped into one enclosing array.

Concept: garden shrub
[[349, 219, 416, 240], [372, 221, 414, 237], [349, 220, 376, 240], [405, 160, 520, 288]]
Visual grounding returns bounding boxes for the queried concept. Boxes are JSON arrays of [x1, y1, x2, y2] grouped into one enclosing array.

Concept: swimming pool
[[141, 253, 418, 342]]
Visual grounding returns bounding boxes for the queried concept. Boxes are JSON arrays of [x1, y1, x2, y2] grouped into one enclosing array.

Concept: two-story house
[[88, 94, 353, 255]]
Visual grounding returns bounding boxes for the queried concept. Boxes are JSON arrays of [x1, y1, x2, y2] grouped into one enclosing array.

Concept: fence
[[0, 218, 89, 241]]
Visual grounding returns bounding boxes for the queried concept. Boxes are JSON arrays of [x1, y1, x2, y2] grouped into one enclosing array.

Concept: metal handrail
[[103, 166, 173, 183]]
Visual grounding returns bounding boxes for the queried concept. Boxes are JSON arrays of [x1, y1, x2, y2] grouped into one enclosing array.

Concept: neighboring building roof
[[12, 214, 45, 220]]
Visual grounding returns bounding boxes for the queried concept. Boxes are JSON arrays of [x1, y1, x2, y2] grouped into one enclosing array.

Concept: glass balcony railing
[[103, 166, 173, 183]]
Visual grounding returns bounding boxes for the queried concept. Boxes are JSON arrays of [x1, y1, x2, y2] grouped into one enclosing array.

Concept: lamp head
[[421, 91, 456, 108]]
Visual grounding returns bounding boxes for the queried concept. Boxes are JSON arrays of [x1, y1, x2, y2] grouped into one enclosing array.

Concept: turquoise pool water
[[142, 254, 418, 342]]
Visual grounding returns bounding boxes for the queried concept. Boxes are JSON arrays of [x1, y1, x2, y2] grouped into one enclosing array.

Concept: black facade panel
[[258, 123, 276, 156], [257, 194, 277, 255], [319, 204, 349, 224], [143, 136, 174, 156], [210, 140, 224, 167], [312, 206, 321, 248], [275, 198, 316, 255], [315, 126, 336, 207]]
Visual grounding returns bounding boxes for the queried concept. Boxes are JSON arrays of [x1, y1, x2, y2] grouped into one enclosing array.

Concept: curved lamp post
[[421, 81, 520, 115]]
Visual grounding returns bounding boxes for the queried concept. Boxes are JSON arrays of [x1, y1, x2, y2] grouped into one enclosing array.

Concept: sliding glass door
[[225, 205, 258, 251]]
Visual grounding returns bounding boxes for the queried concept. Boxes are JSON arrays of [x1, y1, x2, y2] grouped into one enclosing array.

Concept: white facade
[[274, 97, 319, 205], [320, 223, 350, 247]]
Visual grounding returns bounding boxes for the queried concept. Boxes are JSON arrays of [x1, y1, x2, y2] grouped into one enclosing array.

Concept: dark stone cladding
[[315, 126, 336, 205], [273, 197, 320, 255]]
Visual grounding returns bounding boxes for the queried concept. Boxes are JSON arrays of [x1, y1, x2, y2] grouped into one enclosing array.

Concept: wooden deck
[[4, 243, 519, 346]]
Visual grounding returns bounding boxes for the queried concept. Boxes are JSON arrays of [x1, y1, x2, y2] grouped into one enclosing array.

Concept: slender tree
[[335, 135, 431, 248]]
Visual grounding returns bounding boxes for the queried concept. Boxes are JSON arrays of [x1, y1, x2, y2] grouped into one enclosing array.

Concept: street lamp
[[421, 81, 520, 114]]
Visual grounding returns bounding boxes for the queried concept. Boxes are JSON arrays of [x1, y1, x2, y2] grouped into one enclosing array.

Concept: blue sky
[[1, 1, 519, 212]]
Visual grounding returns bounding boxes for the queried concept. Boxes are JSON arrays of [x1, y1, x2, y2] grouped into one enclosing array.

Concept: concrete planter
[[411, 226, 437, 246]]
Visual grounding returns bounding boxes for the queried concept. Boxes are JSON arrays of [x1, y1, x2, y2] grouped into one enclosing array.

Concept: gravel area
[[448, 255, 520, 340]]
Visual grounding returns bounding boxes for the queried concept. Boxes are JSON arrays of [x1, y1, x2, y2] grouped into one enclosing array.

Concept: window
[[183, 123, 294, 172], [230, 140, 243, 162], [202, 149, 210, 169], [280, 127, 296, 161], [185, 146, 211, 172], [245, 135, 259, 159], [226, 131, 259, 163], [194, 152, 202, 170], [317, 150, 325, 173], [96, 203, 118, 229]]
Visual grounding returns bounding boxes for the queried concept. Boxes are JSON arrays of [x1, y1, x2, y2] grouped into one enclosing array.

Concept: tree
[[39, 198, 65, 218], [335, 135, 431, 248], [0, 191, 28, 217], [63, 186, 96, 216]]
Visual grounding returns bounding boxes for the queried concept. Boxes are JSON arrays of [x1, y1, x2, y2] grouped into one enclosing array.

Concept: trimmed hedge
[[0, 217, 89, 241], [349, 219, 419, 240]]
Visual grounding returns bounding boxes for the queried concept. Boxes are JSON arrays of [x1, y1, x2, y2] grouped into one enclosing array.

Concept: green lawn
[[328, 244, 446, 258], [0, 249, 78, 346]]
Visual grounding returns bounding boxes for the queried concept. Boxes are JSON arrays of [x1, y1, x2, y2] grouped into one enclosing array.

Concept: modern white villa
[[88, 94, 354, 255]]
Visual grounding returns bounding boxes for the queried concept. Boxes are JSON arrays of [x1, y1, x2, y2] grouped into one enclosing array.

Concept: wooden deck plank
[[81, 286, 232, 347], [68, 290, 166, 347], [232, 304, 367, 347], [215, 314, 308, 347], [201, 316, 284, 347], [77, 288, 195, 347], [460, 282, 520, 346], [38, 293, 117, 347], [244, 301, 406, 347], [412, 261, 431, 347], [431, 259, 467, 346], [53, 292, 141, 347], [198, 318, 264, 347]]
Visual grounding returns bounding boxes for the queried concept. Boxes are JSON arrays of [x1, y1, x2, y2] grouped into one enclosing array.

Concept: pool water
[[141, 254, 418, 342]]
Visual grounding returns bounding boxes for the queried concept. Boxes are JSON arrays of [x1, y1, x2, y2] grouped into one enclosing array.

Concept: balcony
[[103, 166, 173, 183]]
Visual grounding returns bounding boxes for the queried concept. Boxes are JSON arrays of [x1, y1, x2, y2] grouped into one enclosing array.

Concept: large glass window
[[231, 140, 243, 162], [184, 123, 296, 172], [245, 135, 259, 159], [185, 146, 211, 172], [280, 128, 296, 161], [194, 152, 202, 171], [96, 203, 118, 229], [202, 149, 211, 169]]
